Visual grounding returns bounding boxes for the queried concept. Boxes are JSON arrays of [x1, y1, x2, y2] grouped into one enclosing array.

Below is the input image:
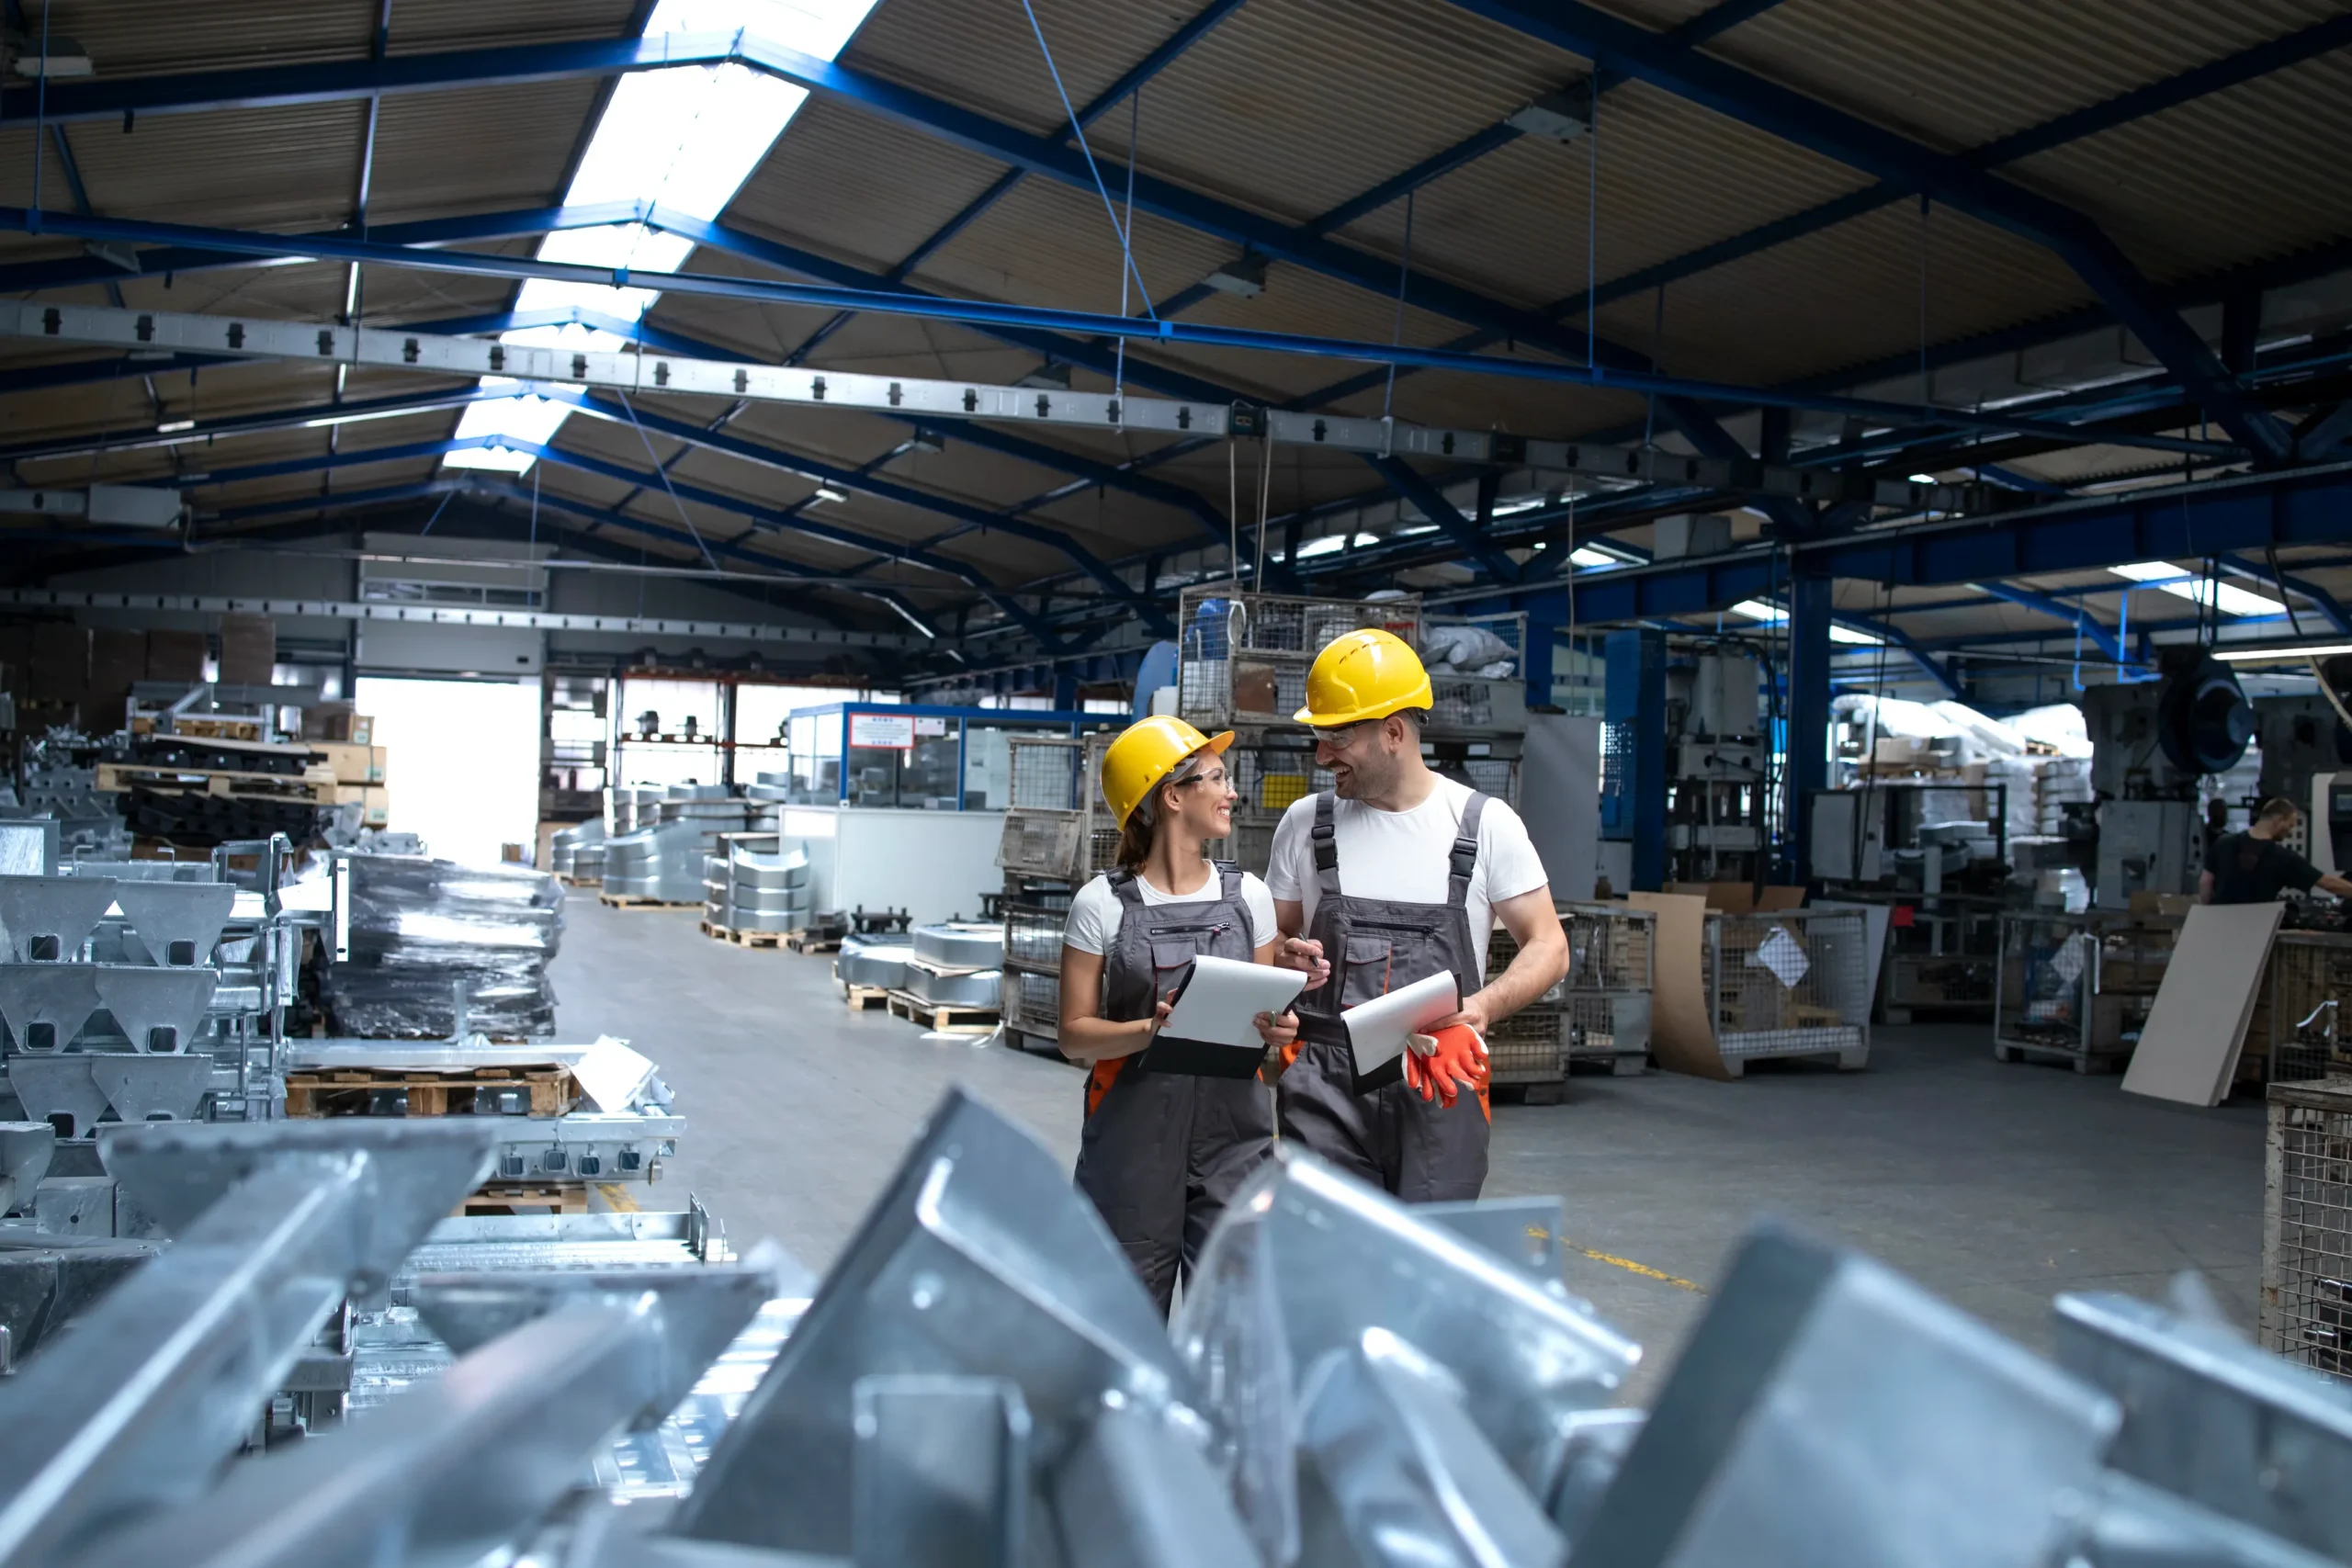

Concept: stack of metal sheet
[[701, 853, 733, 929], [548, 819, 604, 880], [604, 784, 663, 836], [1, 1095, 2346, 1568], [903, 920, 1004, 1009], [320, 856, 563, 1038], [727, 842, 809, 934], [602, 793, 756, 905]]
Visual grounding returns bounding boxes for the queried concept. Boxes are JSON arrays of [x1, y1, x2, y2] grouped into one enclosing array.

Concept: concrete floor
[[554, 897, 2266, 1399]]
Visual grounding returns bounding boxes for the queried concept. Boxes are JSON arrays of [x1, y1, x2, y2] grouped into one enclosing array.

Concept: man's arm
[[2320, 873, 2352, 898], [1441, 886, 1568, 1035], [1271, 897, 1330, 988], [2199, 869, 2215, 904]]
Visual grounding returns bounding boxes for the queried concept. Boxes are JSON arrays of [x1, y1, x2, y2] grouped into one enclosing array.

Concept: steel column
[[1783, 570, 1833, 884]]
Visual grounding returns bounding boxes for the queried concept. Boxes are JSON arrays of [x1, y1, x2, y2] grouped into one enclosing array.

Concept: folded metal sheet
[[674, 1087, 1193, 1558], [92, 964, 218, 1054], [109, 880, 236, 968], [0, 874, 118, 962], [729, 844, 808, 890], [0, 961, 99, 1052], [908, 964, 1001, 1009]]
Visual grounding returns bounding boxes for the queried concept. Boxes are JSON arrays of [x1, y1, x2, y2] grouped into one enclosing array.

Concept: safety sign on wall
[[848, 713, 916, 750]]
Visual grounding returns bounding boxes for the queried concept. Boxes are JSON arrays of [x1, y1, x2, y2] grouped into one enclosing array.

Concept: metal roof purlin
[[1442, 0, 2299, 464]]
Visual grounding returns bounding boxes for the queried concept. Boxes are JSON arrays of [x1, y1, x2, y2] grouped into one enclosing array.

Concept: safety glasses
[[1309, 722, 1366, 746]]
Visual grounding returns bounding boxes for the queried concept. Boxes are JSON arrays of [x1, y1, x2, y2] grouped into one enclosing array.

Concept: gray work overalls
[[1275, 790, 1491, 1201], [1071, 863, 1276, 1315]]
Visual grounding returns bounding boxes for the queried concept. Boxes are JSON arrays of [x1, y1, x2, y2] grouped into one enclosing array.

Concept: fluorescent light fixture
[[1907, 472, 1939, 485], [1491, 495, 1546, 517], [1728, 600, 1781, 622], [2214, 643, 2352, 662], [1394, 523, 1440, 536], [1295, 532, 1378, 559], [448, 0, 883, 477], [809, 485, 851, 504], [2109, 560, 2281, 617], [1504, 82, 1595, 143], [1568, 546, 1615, 568], [1829, 625, 1882, 646], [154, 418, 196, 434]]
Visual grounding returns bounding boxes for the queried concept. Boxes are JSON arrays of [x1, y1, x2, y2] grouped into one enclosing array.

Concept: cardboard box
[[145, 629, 207, 683], [334, 784, 390, 827], [314, 742, 387, 784], [302, 705, 375, 744], [2127, 891, 2198, 919], [216, 613, 276, 686], [28, 623, 90, 704]]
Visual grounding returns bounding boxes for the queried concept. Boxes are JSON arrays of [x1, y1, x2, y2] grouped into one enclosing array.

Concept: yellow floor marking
[[1529, 1224, 1706, 1293], [597, 1183, 641, 1213]]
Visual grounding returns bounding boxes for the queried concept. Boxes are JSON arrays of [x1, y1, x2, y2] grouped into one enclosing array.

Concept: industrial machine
[[1665, 649, 1770, 884], [2081, 651, 2254, 908]]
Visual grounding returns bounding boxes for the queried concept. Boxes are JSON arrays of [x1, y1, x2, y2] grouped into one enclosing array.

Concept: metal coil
[[729, 845, 808, 890], [729, 883, 811, 915], [730, 907, 803, 933], [911, 922, 1005, 971], [837, 941, 913, 989]]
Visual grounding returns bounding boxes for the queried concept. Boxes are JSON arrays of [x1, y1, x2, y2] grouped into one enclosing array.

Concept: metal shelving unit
[[1560, 901, 1655, 1076]]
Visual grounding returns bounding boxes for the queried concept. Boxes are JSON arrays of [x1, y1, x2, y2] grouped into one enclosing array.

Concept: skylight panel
[[1728, 599, 1879, 645], [447, 0, 882, 474], [2108, 560, 2281, 618]]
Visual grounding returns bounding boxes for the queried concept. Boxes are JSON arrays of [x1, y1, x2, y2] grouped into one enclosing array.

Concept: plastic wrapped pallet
[[321, 856, 565, 1040]]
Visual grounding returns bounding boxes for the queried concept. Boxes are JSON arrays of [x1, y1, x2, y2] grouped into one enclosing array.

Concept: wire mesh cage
[[2260, 933, 2352, 1086], [1482, 928, 1564, 1087], [1174, 589, 1421, 731], [1703, 908, 1871, 1071], [1560, 902, 1655, 1070], [1421, 612, 1528, 734], [997, 735, 1115, 881], [2262, 1077, 2352, 1382], [1002, 903, 1067, 970], [1994, 911, 2176, 1072], [1001, 966, 1060, 1044]]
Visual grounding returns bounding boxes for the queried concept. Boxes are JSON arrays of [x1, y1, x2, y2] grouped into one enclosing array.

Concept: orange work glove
[[1403, 1023, 1488, 1108]]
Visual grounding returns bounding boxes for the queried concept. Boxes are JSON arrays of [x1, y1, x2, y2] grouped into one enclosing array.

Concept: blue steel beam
[[1444, 0, 2298, 462], [1973, 581, 2125, 663], [536, 385, 1172, 634], [1487, 464, 2352, 626], [785, 0, 1249, 365], [0, 202, 2222, 457], [2218, 554, 2352, 635]]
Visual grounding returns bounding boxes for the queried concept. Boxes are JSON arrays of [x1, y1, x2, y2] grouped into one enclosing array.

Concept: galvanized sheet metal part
[[836, 942, 913, 990], [910, 922, 1005, 972], [0, 875, 119, 963], [108, 881, 237, 969], [906, 964, 1001, 1010], [0, 962, 100, 1053], [91, 964, 219, 1055]]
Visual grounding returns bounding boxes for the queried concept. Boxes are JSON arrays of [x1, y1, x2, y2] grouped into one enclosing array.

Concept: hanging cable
[[1382, 190, 1415, 420], [1580, 87, 1599, 368], [1227, 437, 1240, 590], [1114, 88, 1142, 399], [31, 1, 51, 229], [1255, 434, 1274, 588], [616, 389, 720, 572], [1020, 0, 1157, 320], [1642, 283, 1665, 453], [1917, 196, 1933, 421]]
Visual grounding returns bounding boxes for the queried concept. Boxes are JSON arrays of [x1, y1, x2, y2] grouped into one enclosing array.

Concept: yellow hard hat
[[1102, 715, 1234, 826], [1295, 627, 1432, 728]]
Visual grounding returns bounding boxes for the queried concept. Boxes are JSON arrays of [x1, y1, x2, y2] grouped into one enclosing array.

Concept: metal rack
[[1173, 587, 1421, 734], [1482, 927, 1565, 1100], [1560, 901, 1655, 1076], [995, 733, 1117, 884], [1993, 910, 2177, 1073], [2261, 1076, 2352, 1382], [1703, 908, 1871, 1075], [998, 884, 1075, 1055], [2254, 931, 2352, 1086]]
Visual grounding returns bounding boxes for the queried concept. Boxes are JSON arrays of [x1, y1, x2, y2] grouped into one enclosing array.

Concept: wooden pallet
[[598, 892, 700, 910], [131, 715, 266, 741], [285, 1064, 577, 1118], [703, 919, 791, 948], [888, 989, 1000, 1034], [787, 932, 843, 954], [845, 983, 891, 1011], [96, 761, 338, 802], [459, 1182, 587, 1215], [559, 874, 602, 889]]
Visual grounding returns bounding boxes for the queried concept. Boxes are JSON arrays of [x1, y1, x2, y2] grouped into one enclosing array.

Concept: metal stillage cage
[[1704, 908, 1871, 1074], [2257, 932, 2352, 1087], [998, 884, 1074, 1055], [997, 735, 1117, 883], [1560, 901, 1655, 1075], [1174, 589, 1421, 733], [1993, 911, 2177, 1074], [1482, 927, 1564, 1092], [2262, 1077, 2352, 1382]]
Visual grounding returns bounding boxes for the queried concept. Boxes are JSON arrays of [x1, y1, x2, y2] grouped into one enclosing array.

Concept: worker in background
[[1058, 715, 1295, 1314], [2203, 797, 2231, 868], [2200, 795, 2352, 905], [1265, 628, 1569, 1201]]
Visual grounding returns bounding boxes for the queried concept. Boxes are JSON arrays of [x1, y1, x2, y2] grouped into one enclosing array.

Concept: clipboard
[[1340, 970, 1461, 1094], [1132, 953, 1306, 1078]]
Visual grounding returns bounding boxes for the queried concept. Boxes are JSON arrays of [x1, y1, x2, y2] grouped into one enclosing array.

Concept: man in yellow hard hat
[[1264, 626, 1569, 1200]]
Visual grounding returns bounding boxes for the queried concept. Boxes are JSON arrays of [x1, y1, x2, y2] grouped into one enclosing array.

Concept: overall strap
[[1448, 793, 1488, 909], [1107, 868, 1146, 907], [1215, 861, 1245, 902], [1311, 791, 1344, 901]]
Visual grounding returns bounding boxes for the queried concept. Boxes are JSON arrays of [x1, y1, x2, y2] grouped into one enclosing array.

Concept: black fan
[[2155, 649, 2253, 776]]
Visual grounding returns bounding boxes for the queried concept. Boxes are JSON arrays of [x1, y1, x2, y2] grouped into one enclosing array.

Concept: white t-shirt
[[1263, 777, 1549, 975], [1061, 868, 1280, 956]]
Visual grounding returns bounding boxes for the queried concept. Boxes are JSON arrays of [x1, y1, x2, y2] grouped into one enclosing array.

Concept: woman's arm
[[1057, 944, 1167, 1063]]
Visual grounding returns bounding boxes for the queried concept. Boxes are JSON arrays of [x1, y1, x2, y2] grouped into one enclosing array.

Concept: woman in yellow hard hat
[[1059, 713, 1295, 1315]]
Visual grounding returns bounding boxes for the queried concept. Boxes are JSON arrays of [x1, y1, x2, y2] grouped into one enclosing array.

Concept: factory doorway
[[353, 675, 542, 869]]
